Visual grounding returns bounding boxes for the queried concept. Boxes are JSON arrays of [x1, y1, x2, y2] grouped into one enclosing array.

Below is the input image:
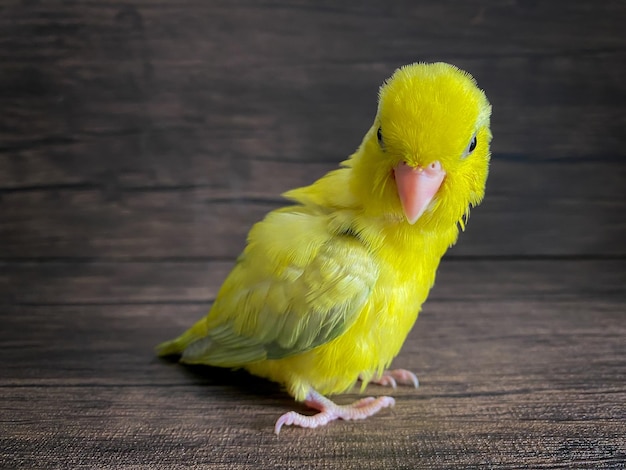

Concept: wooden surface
[[1, 1, 625, 469]]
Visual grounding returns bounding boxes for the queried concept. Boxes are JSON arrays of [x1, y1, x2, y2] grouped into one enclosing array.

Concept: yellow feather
[[157, 62, 492, 407]]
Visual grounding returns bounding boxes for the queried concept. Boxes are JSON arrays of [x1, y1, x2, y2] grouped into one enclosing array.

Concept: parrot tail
[[155, 318, 208, 357]]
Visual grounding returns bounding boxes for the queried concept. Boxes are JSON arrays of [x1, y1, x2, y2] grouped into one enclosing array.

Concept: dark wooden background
[[1, 1, 625, 469]]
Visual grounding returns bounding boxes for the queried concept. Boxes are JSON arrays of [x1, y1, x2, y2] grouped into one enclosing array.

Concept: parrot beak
[[393, 161, 446, 224]]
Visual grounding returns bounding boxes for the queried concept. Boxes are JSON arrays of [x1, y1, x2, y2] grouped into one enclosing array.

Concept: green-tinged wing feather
[[178, 212, 378, 367]]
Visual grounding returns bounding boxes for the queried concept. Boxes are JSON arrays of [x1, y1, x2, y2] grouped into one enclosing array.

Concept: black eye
[[468, 135, 477, 153], [462, 135, 477, 159], [377, 127, 385, 150]]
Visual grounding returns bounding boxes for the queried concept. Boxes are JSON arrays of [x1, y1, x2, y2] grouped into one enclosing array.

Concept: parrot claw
[[274, 390, 395, 435], [371, 369, 419, 389]]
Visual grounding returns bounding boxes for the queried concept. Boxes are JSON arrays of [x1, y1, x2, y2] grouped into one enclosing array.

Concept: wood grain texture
[[2, 258, 624, 306], [1, 160, 625, 259], [1, 0, 625, 259], [1, 0, 625, 468], [1, 261, 625, 469]]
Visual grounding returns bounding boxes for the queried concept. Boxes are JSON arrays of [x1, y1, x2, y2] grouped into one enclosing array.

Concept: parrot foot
[[370, 369, 419, 389], [274, 390, 395, 435]]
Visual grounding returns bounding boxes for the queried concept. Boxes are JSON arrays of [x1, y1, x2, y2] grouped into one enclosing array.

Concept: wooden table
[[1, 1, 625, 468]]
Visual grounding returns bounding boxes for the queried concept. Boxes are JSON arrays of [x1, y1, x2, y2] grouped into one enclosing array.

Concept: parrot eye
[[462, 135, 477, 159], [377, 127, 385, 150]]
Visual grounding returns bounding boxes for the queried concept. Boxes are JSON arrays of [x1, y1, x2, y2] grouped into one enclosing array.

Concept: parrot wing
[[179, 211, 379, 368]]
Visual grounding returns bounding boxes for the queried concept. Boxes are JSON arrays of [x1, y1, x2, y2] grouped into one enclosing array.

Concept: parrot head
[[350, 62, 492, 231]]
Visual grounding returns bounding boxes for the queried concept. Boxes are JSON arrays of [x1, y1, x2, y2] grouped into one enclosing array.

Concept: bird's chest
[[348, 256, 436, 366]]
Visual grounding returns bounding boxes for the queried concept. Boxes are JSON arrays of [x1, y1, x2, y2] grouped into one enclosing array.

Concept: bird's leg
[[274, 389, 395, 435], [367, 369, 419, 389]]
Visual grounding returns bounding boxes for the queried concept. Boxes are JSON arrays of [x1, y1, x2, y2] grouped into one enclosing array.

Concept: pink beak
[[393, 161, 446, 224]]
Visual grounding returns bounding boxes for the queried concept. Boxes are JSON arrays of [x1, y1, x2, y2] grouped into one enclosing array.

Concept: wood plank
[[3, 382, 624, 469], [2, 0, 625, 259], [1, 264, 624, 467], [2, 1, 623, 58], [2, 259, 624, 306], [1, 160, 624, 259], [1, 98, 625, 189], [1, 53, 624, 188], [1, 3, 625, 194]]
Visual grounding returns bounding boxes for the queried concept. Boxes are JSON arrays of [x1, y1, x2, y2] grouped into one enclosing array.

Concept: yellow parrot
[[157, 62, 492, 434]]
